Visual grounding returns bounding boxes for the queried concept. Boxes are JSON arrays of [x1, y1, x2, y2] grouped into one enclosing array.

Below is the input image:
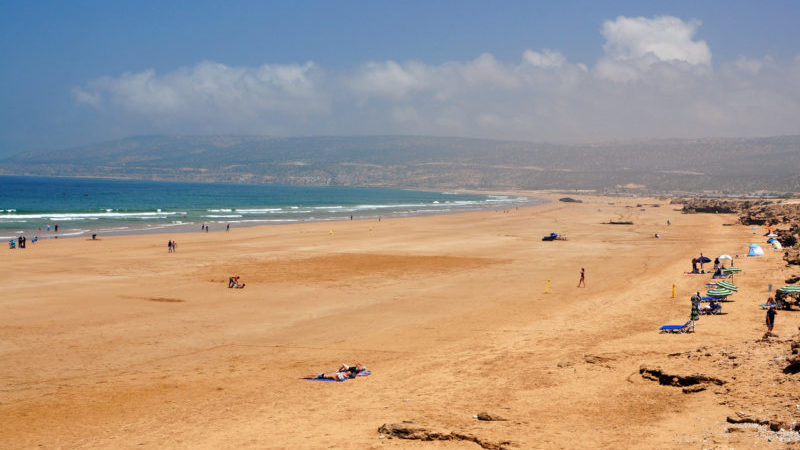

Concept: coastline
[[0, 191, 547, 240], [0, 177, 539, 239]]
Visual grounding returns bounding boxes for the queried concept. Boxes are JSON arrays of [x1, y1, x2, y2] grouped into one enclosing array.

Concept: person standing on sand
[[172, 240, 177, 252], [168, 240, 173, 253], [226, 223, 230, 232], [766, 306, 777, 333], [577, 268, 585, 287]]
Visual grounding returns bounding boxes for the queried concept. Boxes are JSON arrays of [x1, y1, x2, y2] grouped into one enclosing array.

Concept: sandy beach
[[1, 193, 796, 449]]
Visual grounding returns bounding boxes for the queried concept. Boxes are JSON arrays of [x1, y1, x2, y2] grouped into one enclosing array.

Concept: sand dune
[[1, 193, 795, 448]]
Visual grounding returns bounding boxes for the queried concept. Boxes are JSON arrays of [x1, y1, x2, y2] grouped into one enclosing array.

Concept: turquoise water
[[0, 176, 531, 239]]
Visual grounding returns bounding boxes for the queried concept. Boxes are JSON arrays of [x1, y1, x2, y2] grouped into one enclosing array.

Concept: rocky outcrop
[[776, 229, 798, 247], [786, 328, 800, 374], [559, 197, 582, 203], [785, 250, 800, 266], [678, 199, 744, 214], [378, 422, 510, 450], [476, 412, 507, 421], [639, 364, 726, 387], [674, 198, 800, 265]]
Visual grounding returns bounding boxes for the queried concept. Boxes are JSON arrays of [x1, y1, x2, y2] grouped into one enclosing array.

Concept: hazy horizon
[[10, 132, 800, 160], [2, 1, 800, 158]]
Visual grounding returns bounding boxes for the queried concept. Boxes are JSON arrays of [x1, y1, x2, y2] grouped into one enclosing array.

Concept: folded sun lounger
[[659, 321, 694, 334]]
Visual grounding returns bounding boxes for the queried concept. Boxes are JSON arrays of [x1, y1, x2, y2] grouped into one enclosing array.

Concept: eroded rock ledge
[[378, 422, 511, 450], [639, 364, 726, 388]]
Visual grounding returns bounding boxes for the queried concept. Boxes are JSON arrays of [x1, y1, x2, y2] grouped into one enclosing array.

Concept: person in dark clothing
[[766, 306, 777, 332]]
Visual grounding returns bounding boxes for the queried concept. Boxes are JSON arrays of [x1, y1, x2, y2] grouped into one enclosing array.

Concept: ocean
[[0, 176, 533, 239]]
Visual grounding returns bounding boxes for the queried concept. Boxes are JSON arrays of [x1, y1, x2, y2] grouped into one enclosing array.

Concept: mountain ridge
[[2, 134, 799, 194]]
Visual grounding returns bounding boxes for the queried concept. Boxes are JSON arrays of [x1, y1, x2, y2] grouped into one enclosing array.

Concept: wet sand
[[1, 193, 792, 448]]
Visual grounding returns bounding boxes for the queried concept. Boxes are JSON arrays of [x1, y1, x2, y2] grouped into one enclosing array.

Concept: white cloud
[[349, 60, 432, 99], [596, 15, 711, 82], [73, 61, 326, 133], [521, 49, 566, 68], [73, 15, 800, 142], [602, 16, 710, 64], [732, 55, 774, 74]]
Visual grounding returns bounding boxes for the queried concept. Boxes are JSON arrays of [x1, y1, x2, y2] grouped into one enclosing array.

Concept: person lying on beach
[[307, 362, 368, 381], [233, 283, 245, 289], [312, 371, 353, 381], [699, 300, 721, 314]]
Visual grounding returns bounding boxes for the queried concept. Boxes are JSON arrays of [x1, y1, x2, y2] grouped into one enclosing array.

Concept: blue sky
[[1, 1, 799, 156]]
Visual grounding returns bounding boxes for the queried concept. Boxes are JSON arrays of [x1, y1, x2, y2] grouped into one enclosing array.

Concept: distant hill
[[2, 135, 799, 194]]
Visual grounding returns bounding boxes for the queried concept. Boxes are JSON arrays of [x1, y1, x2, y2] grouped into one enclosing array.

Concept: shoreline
[[3, 191, 545, 241]]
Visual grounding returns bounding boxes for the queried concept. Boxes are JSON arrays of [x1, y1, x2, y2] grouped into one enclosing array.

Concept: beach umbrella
[[707, 288, 734, 298], [717, 254, 733, 267], [697, 256, 712, 263], [716, 281, 737, 291], [777, 285, 800, 294], [765, 226, 775, 230], [767, 238, 777, 243]]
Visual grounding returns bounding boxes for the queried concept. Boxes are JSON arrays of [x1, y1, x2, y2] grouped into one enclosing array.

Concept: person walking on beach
[[54, 223, 58, 233], [168, 240, 173, 253], [577, 268, 585, 287], [766, 306, 777, 333], [226, 223, 230, 232], [172, 240, 177, 252]]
